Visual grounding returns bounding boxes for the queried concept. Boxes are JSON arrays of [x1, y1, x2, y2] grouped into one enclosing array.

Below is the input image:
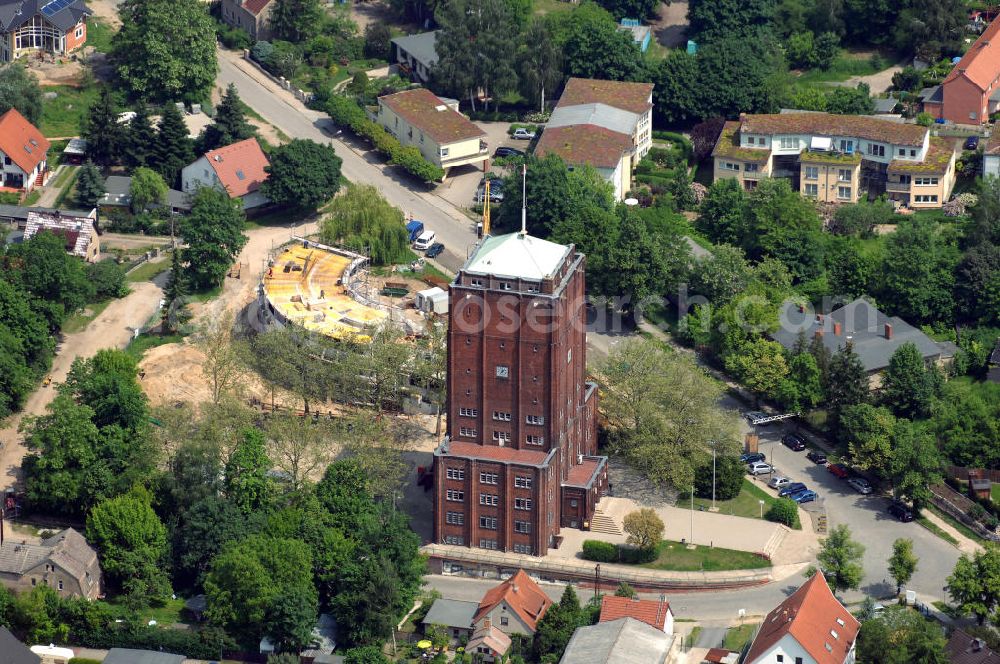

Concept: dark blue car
[[425, 242, 445, 258], [778, 482, 807, 497]]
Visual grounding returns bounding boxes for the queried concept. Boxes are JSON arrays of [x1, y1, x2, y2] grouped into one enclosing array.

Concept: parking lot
[[743, 416, 961, 601], [434, 120, 528, 210]]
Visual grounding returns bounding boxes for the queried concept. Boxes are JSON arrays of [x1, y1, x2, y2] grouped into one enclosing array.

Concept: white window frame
[[459, 407, 478, 417], [480, 472, 498, 485], [493, 411, 512, 421], [480, 493, 499, 506], [804, 183, 818, 197], [804, 166, 818, 180], [446, 511, 464, 525], [515, 476, 532, 489], [526, 435, 544, 445], [479, 516, 498, 530], [779, 136, 797, 149], [459, 427, 477, 437], [838, 168, 852, 182], [526, 415, 544, 425], [493, 431, 511, 443], [514, 520, 531, 534], [446, 490, 464, 501], [837, 186, 852, 200], [446, 467, 465, 480], [515, 498, 532, 510]]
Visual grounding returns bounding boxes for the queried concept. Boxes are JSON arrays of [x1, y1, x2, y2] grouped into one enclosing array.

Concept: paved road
[[215, 50, 478, 273]]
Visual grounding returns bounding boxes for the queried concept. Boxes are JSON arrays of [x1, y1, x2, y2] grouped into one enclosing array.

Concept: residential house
[[947, 628, 1000, 664], [220, 0, 273, 41], [473, 569, 552, 636], [0, 527, 102, 599], [617, 19, 652, 52], [378, 87, 488, 175], [558, 617, 678, 664], [466, 620, 511, 663], [181, 137, 270, 210], [23, 210, 99, 261], [712, 112, 957, 209], [535, 77, 654, 201], [599, 595, 674, 634], [0, 204, 94, 230], [421, 598, 478, 640], [99, 175, 192, 216], [0, 626, 40, 664], [771, 298, 956, 389], [390, 31, 438, 84], [0, 108, 50, 193], [30, 644, 74, 663], [702, 648, 739, 664], [743, 573, 860, 664], [301, 613, 338, 661], [102, 650, 185, 664], [922, 19, 1000, 124], [0, 0, 90, 63], [983, 130, 1000, 178]]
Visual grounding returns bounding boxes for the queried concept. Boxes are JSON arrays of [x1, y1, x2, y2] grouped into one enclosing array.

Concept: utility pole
[[594, 564, 601, 602], [690, 486, 694, 546], [711, 440, 717, 511]]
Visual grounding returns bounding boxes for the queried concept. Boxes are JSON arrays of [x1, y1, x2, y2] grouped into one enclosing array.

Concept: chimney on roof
[[484, 618, 491, 630], [815, 330, 824, 340], [884, 323, 893, 340], [512, 583, 518, 593], [739, 112, 748, 122], [973, 638, 984, 652], [833, 322, 842, 336], [817, 314, 824, 323]]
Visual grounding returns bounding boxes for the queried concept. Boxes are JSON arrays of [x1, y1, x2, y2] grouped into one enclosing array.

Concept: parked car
[[747, 462, 773, 476], [806, 450, 828, 464], [744, 411, 771, 426], [847, 477, 874, 495], [512, 128, 536, 140], [965, 136, 981, 150], [888, 501, 914, 522], [790, 489, 818, 504], [413, 230, 436, 251], [740, 452, 766, 464], [425, 242, 445, 258], [827, 463, 850, 479], [782, 433, 806, 451], [494, 146, 525, 158], [778, 482, 807, 497], [768, 476, 791, 489]]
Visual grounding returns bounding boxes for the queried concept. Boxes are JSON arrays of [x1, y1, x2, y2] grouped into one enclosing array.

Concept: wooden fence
[[929, 483, 1000, 543], [946, 465, 1000, 484]]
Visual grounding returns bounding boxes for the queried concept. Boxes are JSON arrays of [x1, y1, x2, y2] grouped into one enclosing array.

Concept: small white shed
[[416, 286, 448, 314]]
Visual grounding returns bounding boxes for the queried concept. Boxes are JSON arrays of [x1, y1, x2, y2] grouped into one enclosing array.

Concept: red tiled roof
[[944, 19, 1000, 91], [444, 441, 549, 466], [745, 574, 860, 664], [535, 124, 632, 169], [379, 88, 485, 145], [0, 108, 50, 175], [739, 113, 928, 146], [705, 648, 739, 663], [203, 138, 269, 199], [241, 0, 273, 16], [599, 596, 670, 631], [557, 78, 653, 115], [565, 458, 602, 488], [467, 623, 512, 656], [474, 570, 552, 632]]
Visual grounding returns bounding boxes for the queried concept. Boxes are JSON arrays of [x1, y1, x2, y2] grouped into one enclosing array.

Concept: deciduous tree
[[562, 2, 642, 81], [517, 20, 563, 112], [888, 538, 918, 595], [320, 184, 409, 266], [261, 139, 343, 210], [881, 342, 939, 419], [224, 428, 271, 514], [841, 404, 895, 479], [947, 545, 1000, 625], [817, 524, 865, 594], [129, 167, 168, 214], [270, 0, 325, 42], [623, 508, 664, 549], [0, 63, 42, 123], [180, 187, 248, 290]]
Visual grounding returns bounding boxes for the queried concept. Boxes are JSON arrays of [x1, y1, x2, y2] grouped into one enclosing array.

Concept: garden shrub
[[582, 539, 617, 562], [694, 456, 745, 501], [617, 544, 657, 564], [765, 498, 801, 529]]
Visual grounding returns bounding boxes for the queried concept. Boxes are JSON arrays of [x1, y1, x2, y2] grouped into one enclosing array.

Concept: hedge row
[[326, 95, 445, 182], [651, 130, 694, 162], [581, 539, 657, 564]]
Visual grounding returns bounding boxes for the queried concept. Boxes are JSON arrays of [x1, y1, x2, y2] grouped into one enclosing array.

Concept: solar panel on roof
[[236, 170, 246, 180], [41, 0, 74, 17]]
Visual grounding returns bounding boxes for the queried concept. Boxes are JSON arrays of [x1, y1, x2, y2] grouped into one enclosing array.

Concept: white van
[[413, 230, 436, 250]]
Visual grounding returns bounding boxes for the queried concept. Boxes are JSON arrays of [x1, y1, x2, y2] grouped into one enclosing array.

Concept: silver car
[[847, 477, 873, 495], [748, 462, 773, 476], [768, 476, 791, 489]]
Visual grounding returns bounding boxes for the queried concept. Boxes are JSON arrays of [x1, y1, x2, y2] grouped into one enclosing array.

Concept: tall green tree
[[881, 342, 939, 419], [888, 538, 918, 595], [857, 605, 948, 664], [319, 184, 409, 265], [270, 0, 325, 42], [82, 88, 124, 168], [179, 187, 248, 290], [75, 160, 106, 208], [534, 586, 583, 662], [129, 167, 168, 214], [841, 404, 895, 480], [0, 63, 43, 124], [725, 339, 789, 403], [651, 50, 701, 124], [817, 524, 865, 594], [114, 0, 218, 103], [889, 420, 940, 510], [694, 35, 786, 120], [224, 428, 271, 514], [86, 486, 171, 602], [155, 102, 195, 187], [516, 20, 563, 112], [125, 104, 157, 168], [3, 231, 94, 329], [878, 217, 959, 325], [687, 0, 775, 43], [261, 139, 343, 211], [826, 341, 868, 433], [432, 0, 518, 110], [199, 84, 255, 153], [597, 0, 661, 20], [561, 2, 642, 81], [947, 545, 1000, 625]]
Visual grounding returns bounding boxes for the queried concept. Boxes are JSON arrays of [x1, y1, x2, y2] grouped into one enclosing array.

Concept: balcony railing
[[885, 181, 911, 193], [742, 170, 764, 179]]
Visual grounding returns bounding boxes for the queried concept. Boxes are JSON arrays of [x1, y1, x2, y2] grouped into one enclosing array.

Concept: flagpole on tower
[[520, 163, 527, 235]]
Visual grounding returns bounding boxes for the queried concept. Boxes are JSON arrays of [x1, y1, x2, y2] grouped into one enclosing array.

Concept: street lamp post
[[711, 441, 717, 511], [690, 485, 695, 545], [759, 499, 765, 519]]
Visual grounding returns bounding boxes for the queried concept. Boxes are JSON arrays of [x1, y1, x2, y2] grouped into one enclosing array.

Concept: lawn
[[532, 0, 574, 15], [107, 597, 188, 626], [52, 166, 80, 209], [925, 503, 992, 545], [686, 626, 703, 649], [677, 479, 778, 521], [126, 332, 186, 361], [916, 514, 960, 547], [723, 623, 758, 652], [189, 285, 223, 302], [792, 52, 882, 86], [40, 85, 100, 137], [126, 257, 171, 283], [86, 18, 116, 54], [640, 540, 772, 572], [62, 299, 112, 334]]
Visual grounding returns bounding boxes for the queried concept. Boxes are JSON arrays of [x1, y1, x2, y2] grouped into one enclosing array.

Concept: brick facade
[[433, 233, 606, 557]]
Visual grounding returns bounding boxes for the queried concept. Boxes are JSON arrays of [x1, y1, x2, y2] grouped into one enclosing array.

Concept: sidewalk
[[919, 509, 984, 556]]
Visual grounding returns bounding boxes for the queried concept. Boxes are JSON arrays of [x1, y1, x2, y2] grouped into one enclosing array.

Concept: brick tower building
[[432, 230, 607, 556]]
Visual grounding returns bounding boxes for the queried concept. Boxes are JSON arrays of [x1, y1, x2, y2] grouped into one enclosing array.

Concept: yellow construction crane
[[482, 178, 491, 237]]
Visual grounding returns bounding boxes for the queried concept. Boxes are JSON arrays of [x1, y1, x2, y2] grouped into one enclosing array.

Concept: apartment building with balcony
[[712, 113, 957, 209], [378, 87, 488, 177]]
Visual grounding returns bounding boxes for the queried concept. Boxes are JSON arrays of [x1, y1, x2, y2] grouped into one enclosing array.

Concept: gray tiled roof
[[559, 618, 673, 664], [0, 0, 92, 32], [103, 649, 185, 664], [391, 31, 439, 67], [547, 103, 639, 137], [772, 298, 953, 372], [0, 528, 98, 584], [422, 599, 478, 629], [0, 627, 39, 664]]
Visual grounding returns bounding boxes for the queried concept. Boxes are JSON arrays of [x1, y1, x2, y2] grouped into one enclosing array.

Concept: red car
[[828, 463, 850, 479]]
